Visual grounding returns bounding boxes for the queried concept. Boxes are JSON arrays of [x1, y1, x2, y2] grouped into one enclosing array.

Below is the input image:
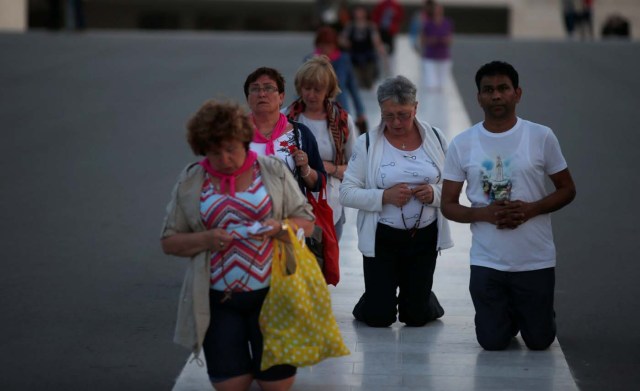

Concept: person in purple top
[[420, 1, 453, 92]]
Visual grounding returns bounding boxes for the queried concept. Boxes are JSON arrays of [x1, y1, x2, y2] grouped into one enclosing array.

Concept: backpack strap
[[365, 130, 370, 153], [431, 126, 443, 149]]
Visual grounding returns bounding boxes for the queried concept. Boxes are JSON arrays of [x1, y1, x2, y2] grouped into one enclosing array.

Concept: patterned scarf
[[286, 98, 350, 165], [251, 113, 289, 155], [199, 150, 257, 197]]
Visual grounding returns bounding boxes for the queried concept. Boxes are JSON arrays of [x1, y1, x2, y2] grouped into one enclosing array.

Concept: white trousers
[[421, 58, 452, 91]]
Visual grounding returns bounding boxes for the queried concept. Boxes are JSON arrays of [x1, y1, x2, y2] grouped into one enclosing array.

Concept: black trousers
[[379, 29, 396, 54], [353, 221, 443, 327], [470, 265, 556, 350]]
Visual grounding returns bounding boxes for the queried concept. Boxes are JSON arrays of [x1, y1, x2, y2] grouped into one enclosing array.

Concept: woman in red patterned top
[[161, 100, 314, 391]]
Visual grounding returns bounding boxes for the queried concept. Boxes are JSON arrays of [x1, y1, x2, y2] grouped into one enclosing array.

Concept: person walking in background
[[312, 26, 369, 133], [315, 0, 337, 29], [408, 0, 431, 52], [336, 0, 351, 33], [47, 0, 63, 30], [66, 0, 85, 30], [601, 13, 631, 39], [243, 67, 327, 195], [420, 1, 453, 92], [441, 61, 576, 351], [160, 100, 315, 390], [371, 0, 404, 56], [339, 5, 388, 90], [340, 75, 453, 328], [561, 0, 578, 38], [577, 0, 594, 40], [47, 0, 85, 30], [285, 56, 359, 241]]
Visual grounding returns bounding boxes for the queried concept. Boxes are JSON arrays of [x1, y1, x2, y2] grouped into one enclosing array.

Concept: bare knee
[[212, 374, 253, 391], [256, 375, 296, 391]]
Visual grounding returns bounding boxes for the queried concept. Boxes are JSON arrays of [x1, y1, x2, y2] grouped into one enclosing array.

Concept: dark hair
[[243, 67, 285, 98], [474, 61, 519, 91], [351, 4, 370, 20], [186, 100, 253, 156], [315, 26, 339, 47], [424, 0, 436, 14]]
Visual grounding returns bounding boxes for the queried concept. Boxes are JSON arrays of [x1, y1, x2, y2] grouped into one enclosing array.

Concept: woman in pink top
[[161, 101, 314, 391]]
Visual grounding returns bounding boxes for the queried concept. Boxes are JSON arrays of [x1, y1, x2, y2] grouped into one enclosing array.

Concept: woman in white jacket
[[339, 75, 453, 327]]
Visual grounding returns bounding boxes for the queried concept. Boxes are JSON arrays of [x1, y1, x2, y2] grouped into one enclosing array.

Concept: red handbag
[[305, 176, 340, 286]]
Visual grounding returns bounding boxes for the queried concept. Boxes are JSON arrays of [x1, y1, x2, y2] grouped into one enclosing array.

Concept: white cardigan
[[339, 118, 454, 257]]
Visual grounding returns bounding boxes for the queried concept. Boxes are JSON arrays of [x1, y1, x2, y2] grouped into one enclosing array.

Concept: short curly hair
[[186, 100, 254, 156]]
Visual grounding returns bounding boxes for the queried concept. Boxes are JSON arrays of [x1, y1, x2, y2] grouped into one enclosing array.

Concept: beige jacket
[[160, 155, 314, 355]]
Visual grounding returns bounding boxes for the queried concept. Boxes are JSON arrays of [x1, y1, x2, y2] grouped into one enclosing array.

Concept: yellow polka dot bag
[[259, 223, 350, 371]]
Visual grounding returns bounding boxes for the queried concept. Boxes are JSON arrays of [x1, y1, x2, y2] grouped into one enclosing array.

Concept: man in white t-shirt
[[441, 61, 576, 351]]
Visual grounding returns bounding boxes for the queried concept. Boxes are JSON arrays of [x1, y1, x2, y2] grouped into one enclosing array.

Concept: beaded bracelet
[[301, 166, 312, 178]]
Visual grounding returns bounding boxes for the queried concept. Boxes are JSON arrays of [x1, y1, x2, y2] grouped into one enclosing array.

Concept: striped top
[[200, 163, 274, 292]]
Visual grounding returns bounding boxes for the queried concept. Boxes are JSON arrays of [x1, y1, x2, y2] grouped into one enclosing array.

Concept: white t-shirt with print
[[443, 117, 568, 271]]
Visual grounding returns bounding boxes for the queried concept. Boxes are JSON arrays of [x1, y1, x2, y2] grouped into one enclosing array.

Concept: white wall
[[0, 0, 27, 32]]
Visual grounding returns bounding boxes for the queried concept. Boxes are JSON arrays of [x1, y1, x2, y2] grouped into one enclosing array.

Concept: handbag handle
[[281, 220, 306, 247], [308, 174, 328, 203], [275, 221, 308, 275]]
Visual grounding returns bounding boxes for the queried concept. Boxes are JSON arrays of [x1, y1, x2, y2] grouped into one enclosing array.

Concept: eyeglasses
[[381, 111, 413, 123], [248, 85, 279, 95]]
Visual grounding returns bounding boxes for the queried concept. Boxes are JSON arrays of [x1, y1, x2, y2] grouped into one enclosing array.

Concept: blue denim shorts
[[203, 288, 296, 383]]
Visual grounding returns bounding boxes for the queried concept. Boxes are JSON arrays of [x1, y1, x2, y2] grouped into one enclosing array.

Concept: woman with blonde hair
[[285, 56, 359, 240]]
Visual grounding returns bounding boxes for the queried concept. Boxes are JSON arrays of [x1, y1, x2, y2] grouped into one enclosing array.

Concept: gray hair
[[377, 75, 418, 106]]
